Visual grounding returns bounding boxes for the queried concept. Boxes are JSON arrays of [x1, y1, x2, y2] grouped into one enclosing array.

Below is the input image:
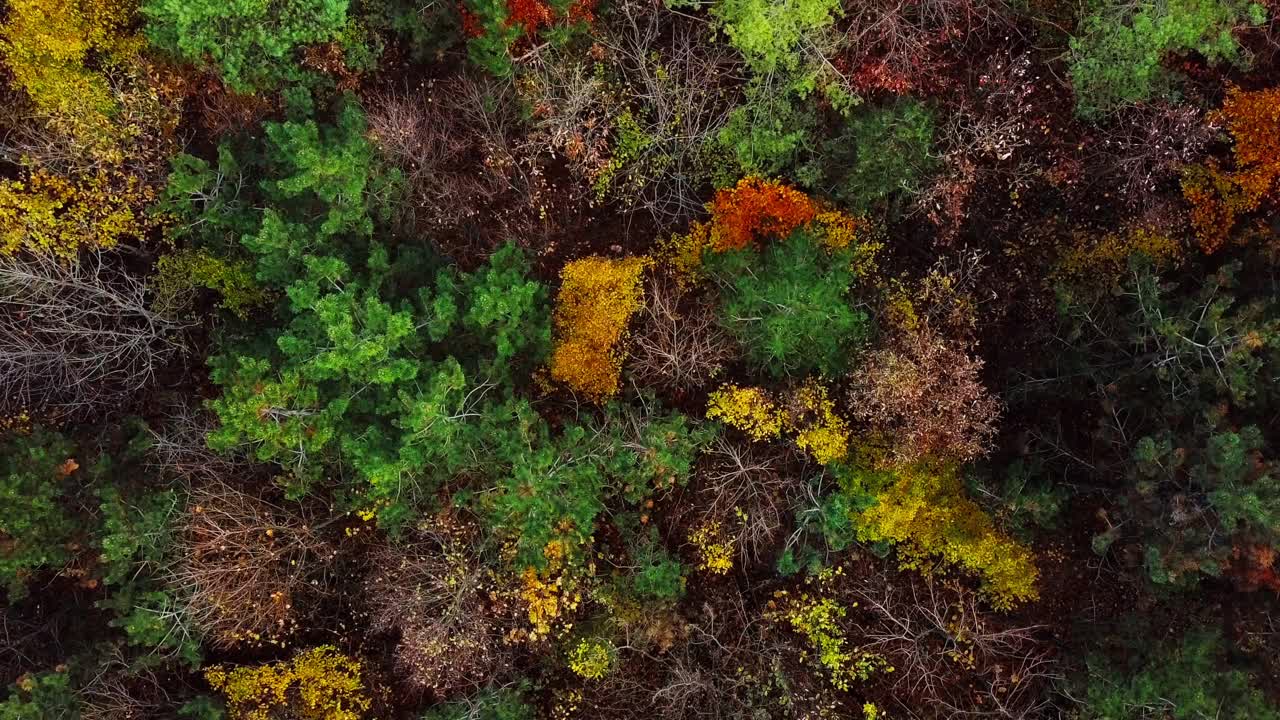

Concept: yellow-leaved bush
[[514, 540, 582, 643], [767, 567, 890, 692], [0, 0, 141, 140], [706, 380, 850, 465], [548, 255, 650, 401], [205, 646, 372, 720], [843, 456, 1039, 609], [0, 169, 157, 259], [1055, 225, 1183, 283], [706, 384, 784, 440], [787, 381, 850, 465], [688, 519, 735, 574]]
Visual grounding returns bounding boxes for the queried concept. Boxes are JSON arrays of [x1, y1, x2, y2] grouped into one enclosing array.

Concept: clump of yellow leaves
[[516, 540, 583, 642], [0, 169, 157, 259], [707, 380, 849, 465], [769, 568, 891, 692], [205, 646, 372, 720], [852, 459, 1039, 609], [567, 637, 615, 679], [688, 519, 735, 574], [707, 384, 784, 440], [549, 255, 650, 401]]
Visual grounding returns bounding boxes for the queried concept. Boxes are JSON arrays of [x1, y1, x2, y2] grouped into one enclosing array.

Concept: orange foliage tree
[[663, 176, 875, 283], [1182, 86, 1280, 253], [706, 176, 819, 251], [548, 255, 650, 401]]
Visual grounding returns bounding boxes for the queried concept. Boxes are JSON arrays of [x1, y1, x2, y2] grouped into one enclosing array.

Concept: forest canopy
[[1, 0, 1279, 718]]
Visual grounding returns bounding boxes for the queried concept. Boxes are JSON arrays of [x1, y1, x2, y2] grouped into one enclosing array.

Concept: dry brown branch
[[168, 481, 333, 649], [846, 570, 1060, 719], [78, 645, 175, 720], [364, 525, 508, 698], [599, 0, 742, 226], [694, 438, 797, 566], [628, 276, 735, 393], [0, 252, 187, 421]]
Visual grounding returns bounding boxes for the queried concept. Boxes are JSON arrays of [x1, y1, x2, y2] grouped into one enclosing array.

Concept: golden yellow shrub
[[548, 255, 650, 401], [1056, 225, 1183, 282], [786, 381, 849, 466], [205, 646, 372, 720], [688, 519, 734, 574], [706, 384, 784, 440], [0, 0, 144, 150], [853, 460, 1039, 609], [0, 169, 157, 259]]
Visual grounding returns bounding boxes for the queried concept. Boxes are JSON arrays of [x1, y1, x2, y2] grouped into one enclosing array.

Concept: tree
[[846, 324, 1001, 465], [0, 429, 80, 598], [1083, 629, 1280, 719], [549, 256, 650, 401], [1027, 257, 1280, 587], [0, 253, 186, 421], [1182, 85, 1280, 252], [1069, 0, 1266, 117], [708, 229, 871, 378], [0, 0, 140, 152], [142, 0, 351, 91], [205, 646, 372, 720], [807, 99, 937, 214]]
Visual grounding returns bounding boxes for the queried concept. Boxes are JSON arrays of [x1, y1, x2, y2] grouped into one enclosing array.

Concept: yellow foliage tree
[[548, 255, 650, 401], [787, 381, 849, 465], [849, 459, 1039, 609], [0, 169, 157, 259], [707, 380, 850, 465], [0, 0, 144, 151], [205, 646, 373, 720], [706, 384, 784, 440]]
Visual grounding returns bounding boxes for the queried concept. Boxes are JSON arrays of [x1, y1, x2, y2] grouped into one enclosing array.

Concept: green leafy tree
[[421, 685, 534, 720], [707, 229, 871, 377], [1083, 628, 1280, 719], [0, 672, 79, 720], [1068, 0, 1267, 117], [805, 99, 937, 214], [478, 400, 712, 567], [1026, 257, 1280, 588], [711, 0, 841, 74], [142, 0, 350, 91], [0, 429, 80, 598]]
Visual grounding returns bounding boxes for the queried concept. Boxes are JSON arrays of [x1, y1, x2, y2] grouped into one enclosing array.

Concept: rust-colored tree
[[1182, 86, 1280, 253], [847, 324, 1001, 465]]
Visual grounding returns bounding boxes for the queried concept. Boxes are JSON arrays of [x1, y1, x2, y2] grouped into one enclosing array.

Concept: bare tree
[[695, 438, 798, 566], [847, 569, 1060, 719], [78, 645, 177, 720], [628, 275, 736, 394], [363, 527, 510, 699], [599, 0, 742, 227], [839, 0, 1009, 94], [0, 252, 187, 421], [147, 403, 255, 485], [1086, 102, 1216, 209], [167, 480, 334, 649]]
